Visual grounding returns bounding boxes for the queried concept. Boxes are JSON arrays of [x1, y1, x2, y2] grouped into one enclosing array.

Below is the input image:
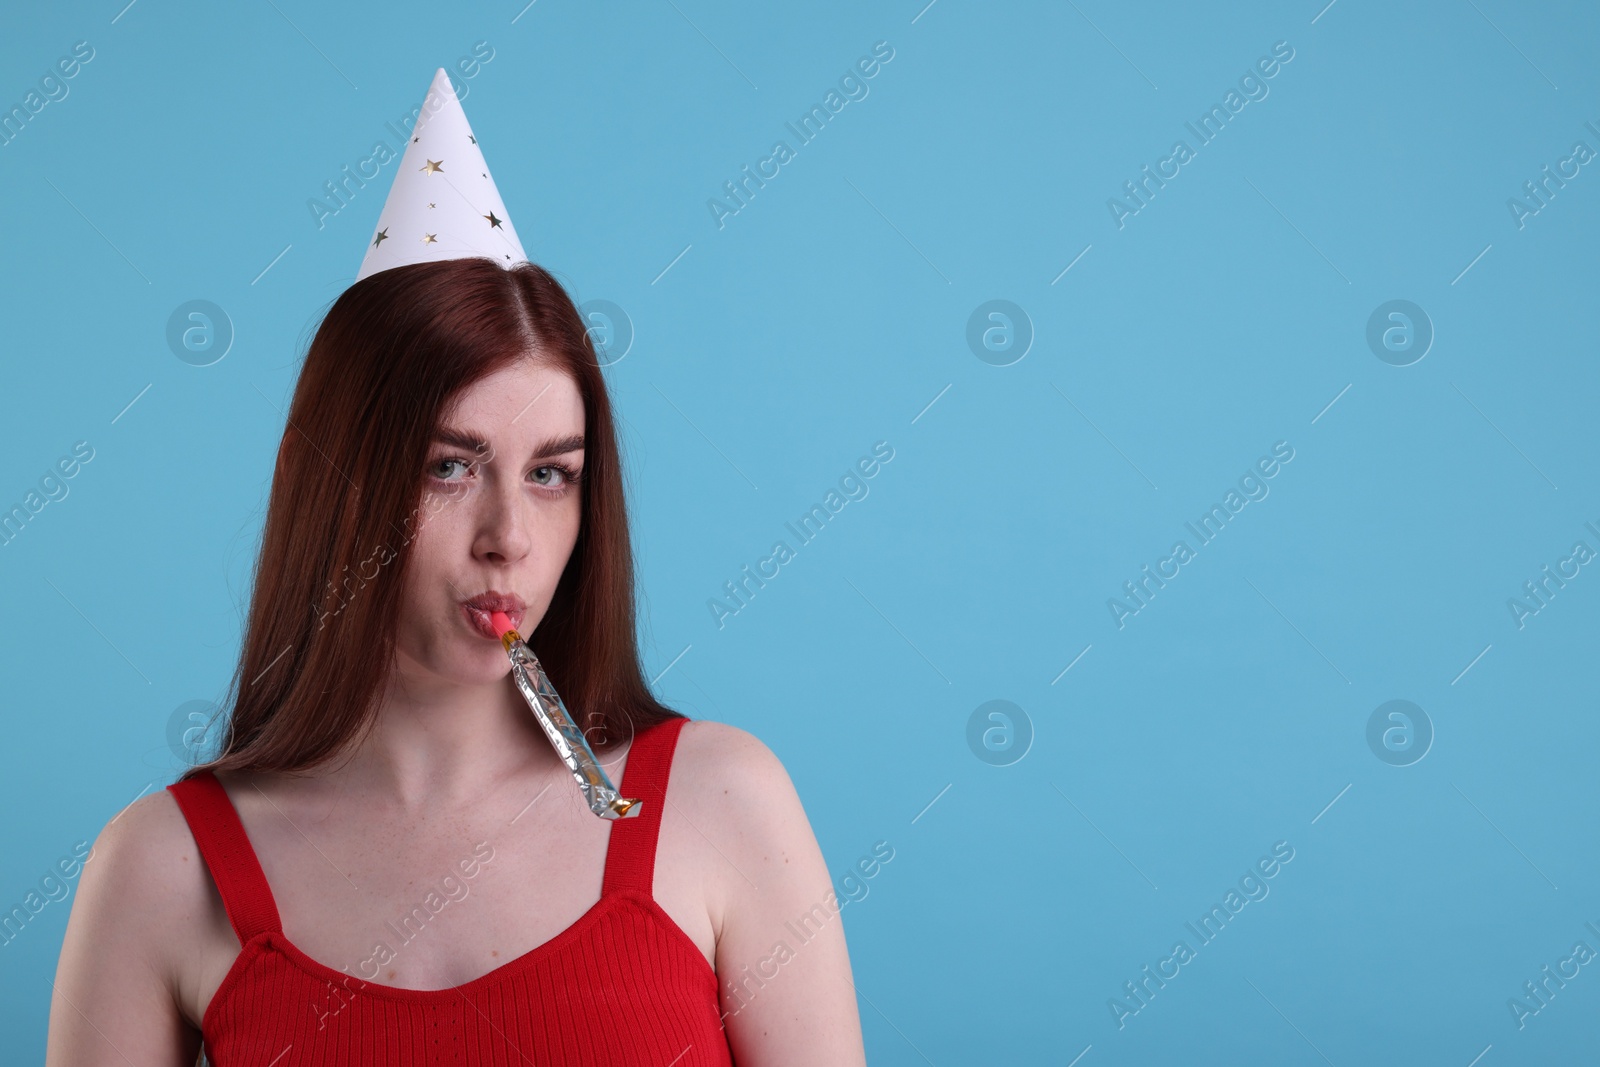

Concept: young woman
[[46, 257, 869, 1065]]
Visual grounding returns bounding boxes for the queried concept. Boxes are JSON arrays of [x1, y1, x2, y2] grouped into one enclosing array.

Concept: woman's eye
[[430, 457, 470, 481], [427, 458, 575, 492], [532, 465, 582, 493]]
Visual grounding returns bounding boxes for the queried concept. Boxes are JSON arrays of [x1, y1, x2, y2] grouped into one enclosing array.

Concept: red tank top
[[167, 715, 735, 1066]]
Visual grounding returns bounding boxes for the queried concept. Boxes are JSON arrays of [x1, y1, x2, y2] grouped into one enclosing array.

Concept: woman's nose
[[473, 478, 532, 564]]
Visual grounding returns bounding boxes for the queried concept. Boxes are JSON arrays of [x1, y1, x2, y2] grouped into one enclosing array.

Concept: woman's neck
[[313, 667, 566, 816]]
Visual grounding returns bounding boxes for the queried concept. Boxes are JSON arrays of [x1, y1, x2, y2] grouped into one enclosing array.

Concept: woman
[[45, 256, 869, 1065]]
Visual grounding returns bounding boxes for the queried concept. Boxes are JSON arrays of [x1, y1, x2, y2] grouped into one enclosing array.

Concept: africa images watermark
[[1107, 440, 1295, 629], [719, 840, 895, 1021], [707, 40, 896, 230], [1109, 840, 1296, 1030], [1505, 118, 1600, 231], [313, 435, 509, 632], [0, 40, 96, 148], [307, 41, 496, 232], [314, 489, 450, 631], [1505, 519, 1600, 630], [1, 440, 95, 549], [311, 841, 498, 1030], [0, 840, 94, 950], [1507, 919, 1600, 1031], [1107, 40, 1296, 229], [707, 441, 895, 630]]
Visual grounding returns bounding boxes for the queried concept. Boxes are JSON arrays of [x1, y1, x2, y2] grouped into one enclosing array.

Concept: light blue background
[[3, 1, 1599, 1063]]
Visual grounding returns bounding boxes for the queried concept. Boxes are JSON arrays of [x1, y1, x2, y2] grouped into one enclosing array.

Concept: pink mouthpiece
[[489, 611, 516, 639]]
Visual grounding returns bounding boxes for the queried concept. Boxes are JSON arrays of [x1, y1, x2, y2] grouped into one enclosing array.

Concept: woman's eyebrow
[[432, 427, 585, 457], [529, 433, 585, 457], [432, 427, 491, 452]]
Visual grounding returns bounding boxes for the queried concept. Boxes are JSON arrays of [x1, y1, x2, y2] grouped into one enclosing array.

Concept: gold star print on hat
[[354, 68, 527, 282]]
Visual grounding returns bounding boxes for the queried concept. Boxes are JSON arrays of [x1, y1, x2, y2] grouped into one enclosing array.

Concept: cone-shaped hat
[[355, 68, 527, 282]]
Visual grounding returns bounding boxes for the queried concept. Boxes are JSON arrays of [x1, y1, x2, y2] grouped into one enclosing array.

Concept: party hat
[[355, 68, 527, 282]]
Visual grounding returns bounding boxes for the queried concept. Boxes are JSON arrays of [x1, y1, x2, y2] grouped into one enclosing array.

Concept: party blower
[[488, 611, 641, 820]]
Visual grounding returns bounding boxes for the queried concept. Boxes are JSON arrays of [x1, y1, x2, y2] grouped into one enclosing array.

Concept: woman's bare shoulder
[[48, 786, 225, 1059], [666, 720, 866, 1060], [668, 719, 821, 875], [671, 719, 799, 811], [76, 787, 222, 952]]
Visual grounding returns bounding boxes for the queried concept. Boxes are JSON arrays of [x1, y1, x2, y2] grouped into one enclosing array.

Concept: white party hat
[[355, 68, 528, 282]]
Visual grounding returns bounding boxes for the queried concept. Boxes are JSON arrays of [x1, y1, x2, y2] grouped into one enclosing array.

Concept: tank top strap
[[601, 716, 690, 898], [166, 771, 283, 944]]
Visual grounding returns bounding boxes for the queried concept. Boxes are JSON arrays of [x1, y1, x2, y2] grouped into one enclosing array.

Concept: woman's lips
[[462, 604, 523, 640]]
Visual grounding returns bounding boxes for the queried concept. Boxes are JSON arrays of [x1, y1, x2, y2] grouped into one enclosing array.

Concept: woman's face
[[394, 357, 586, 683]]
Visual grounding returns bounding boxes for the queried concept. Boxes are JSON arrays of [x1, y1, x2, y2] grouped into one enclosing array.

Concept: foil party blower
[[488, 611, 640, 820]]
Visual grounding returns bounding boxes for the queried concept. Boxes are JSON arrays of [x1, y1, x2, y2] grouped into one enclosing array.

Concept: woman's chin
[[392, 637, 512, 687]]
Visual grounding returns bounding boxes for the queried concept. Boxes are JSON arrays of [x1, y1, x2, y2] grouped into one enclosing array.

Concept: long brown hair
[[184, 256, 677, 779]]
